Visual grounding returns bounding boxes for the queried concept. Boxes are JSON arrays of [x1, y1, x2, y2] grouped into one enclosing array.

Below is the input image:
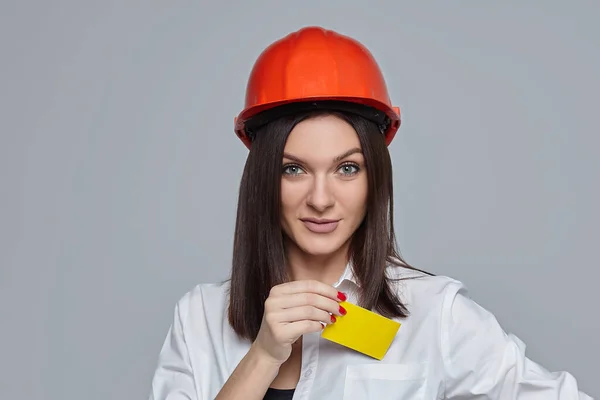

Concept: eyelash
[[282, 162, 361, 176], [338, 162, 360, 176], [282, 164, 305, 176]]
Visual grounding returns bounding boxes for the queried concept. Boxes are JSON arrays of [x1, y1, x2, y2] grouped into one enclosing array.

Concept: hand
[[252, 280, 346, 365]]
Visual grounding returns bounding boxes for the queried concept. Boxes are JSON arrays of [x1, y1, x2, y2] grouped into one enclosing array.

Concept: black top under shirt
[[263, 387, 295, 400]]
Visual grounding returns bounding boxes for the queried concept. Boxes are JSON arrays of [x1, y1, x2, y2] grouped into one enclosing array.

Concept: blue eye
[[283, 164, 305, 176], [338, 163, 360, 175]]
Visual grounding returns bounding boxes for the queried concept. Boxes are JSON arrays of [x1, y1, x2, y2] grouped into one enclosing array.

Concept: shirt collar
[[332, 261, 360, 289]]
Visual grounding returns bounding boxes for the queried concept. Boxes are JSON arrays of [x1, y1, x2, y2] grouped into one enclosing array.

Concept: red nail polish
[[331, 315, 336, 323], [337, 291, 347, 301], [339, 305, 347, 315]]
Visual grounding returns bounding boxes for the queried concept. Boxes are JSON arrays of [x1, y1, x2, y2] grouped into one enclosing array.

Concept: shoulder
[[173, 280, 231, 324], [387, 265, 502, 339], [386, 264, 466, 307], [385, 264, 489, 329]]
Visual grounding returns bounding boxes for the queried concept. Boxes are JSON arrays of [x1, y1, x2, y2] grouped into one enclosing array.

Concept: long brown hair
[[228, 109, 430, 341]]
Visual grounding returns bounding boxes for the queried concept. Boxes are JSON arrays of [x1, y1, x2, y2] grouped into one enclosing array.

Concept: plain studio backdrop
[[1, 1, 598, 399]]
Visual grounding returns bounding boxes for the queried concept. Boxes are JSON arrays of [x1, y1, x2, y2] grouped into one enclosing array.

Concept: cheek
[[280, 182, 305, 215], [348, 197, 368, 218], [340, 180, 368, 215]]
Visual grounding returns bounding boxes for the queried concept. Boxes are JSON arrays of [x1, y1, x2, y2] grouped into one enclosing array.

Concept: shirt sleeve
[[441, 281, 593, 399], [149, 300, 198, 400]]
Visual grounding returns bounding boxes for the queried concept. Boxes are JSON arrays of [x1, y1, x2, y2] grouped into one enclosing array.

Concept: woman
[[149, 27, 591, 399]]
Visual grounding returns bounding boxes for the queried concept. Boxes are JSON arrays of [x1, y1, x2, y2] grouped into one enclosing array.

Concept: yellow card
[[321, 301, 401, 360]]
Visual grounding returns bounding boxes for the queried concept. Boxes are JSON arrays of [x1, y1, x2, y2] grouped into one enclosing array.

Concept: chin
[[295, 236, 348, 257]]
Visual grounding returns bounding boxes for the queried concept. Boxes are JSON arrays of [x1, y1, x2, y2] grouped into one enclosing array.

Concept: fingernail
[[339, 305, 347, 316], [337, 291, 347, 301], [330, 315, 336, 323]]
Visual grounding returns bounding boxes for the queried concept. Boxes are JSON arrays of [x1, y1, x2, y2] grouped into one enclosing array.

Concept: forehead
[[284, 115, 361, 156]]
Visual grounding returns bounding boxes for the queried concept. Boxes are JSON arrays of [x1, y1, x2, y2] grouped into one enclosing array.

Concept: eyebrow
[[283, 147, 363, 164]]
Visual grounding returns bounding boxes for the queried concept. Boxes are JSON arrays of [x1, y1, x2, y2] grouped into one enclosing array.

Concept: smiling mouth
[[300, 218, 340, 234]]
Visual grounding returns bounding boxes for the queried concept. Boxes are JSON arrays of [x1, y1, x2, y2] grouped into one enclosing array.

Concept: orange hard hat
[[234, 26, 401, 148]]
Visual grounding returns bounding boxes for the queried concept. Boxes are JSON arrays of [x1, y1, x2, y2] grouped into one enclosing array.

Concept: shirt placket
[[292, 331, 320, 399]]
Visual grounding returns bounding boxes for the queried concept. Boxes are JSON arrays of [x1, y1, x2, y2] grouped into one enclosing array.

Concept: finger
[[271, 279, 345, 302], [272, 293, 345, 316], [282, 320, 327, 340], [271, 306, 333, 324]]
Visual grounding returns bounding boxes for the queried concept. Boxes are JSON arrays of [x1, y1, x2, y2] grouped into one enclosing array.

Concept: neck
[[284, 239, 350, 285]]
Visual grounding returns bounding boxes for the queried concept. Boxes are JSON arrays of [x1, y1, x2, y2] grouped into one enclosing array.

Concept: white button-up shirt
[[149, 265, 592, 399]]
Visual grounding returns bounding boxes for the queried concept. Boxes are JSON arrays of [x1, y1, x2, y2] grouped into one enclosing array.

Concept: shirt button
[[305, 369, 312, 377]]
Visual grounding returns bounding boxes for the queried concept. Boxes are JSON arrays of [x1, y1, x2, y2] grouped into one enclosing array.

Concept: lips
[[300, 218, 340, 234]]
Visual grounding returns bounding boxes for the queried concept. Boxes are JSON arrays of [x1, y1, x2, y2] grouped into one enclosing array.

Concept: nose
[[306, 174, 335, 212]]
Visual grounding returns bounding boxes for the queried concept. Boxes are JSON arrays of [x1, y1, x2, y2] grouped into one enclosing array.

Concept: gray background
[[1, 1, 598, 399]]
